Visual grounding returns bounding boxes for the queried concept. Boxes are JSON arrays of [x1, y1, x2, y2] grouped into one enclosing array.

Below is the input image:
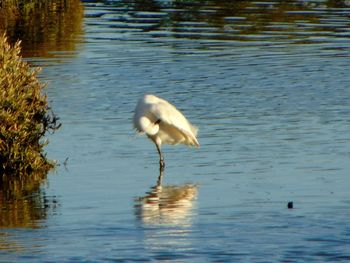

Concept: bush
[[0, 34, 60, 181]]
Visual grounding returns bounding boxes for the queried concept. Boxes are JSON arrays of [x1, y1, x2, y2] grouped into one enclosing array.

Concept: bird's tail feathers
[[192, 137, 200, 147], [190, 124, 199, 137], [189, 124, 200, 147]]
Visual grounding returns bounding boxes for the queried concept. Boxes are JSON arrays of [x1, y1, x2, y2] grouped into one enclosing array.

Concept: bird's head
[[139, 116, 159, 136]]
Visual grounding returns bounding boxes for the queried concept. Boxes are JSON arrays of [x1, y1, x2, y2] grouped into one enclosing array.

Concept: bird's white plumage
[[133, 94, 199, 168], [134, 94, 199, 146]]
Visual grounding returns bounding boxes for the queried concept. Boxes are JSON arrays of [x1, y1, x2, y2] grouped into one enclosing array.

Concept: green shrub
[[0, 34, 60, 181]]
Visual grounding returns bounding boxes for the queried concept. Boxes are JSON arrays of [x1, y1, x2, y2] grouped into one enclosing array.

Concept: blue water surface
[[1, 1, 350, 262]]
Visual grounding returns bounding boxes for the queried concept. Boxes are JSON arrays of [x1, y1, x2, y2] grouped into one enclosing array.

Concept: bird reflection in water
[[135, 170, 198, 227]]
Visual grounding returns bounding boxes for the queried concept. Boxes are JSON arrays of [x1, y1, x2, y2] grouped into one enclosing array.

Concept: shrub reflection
[[0, 0, 84, 57], [0, 176, 58, 229]]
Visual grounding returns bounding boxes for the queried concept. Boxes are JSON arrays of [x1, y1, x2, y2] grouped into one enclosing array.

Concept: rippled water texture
[[1, 0, 350, 261]]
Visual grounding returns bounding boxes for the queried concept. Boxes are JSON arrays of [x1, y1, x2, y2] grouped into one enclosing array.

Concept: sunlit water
[[2, 0, 350, 261]]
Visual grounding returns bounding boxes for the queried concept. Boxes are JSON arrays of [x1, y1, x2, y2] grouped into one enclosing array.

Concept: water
[[1, 0, 350, 261]]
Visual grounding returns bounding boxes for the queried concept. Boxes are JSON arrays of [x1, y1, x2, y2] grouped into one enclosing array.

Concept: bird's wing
[[150, 100, 199, 147]]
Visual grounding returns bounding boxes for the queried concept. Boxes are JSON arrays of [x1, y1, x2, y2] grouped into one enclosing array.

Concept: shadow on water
[[135, 170, 198, 227]]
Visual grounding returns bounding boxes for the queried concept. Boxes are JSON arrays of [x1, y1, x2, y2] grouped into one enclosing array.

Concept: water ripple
[[2, 1, 350, 262], [83, 0, 350, 51]]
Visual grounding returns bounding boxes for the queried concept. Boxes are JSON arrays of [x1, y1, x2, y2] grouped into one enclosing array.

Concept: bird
[[133, 94, 199, 170]]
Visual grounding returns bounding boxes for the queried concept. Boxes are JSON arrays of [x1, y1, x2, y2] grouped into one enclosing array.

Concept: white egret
[[133, 94, 199, 169]]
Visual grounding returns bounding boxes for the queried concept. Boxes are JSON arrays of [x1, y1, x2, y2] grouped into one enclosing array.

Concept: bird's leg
[[157, 167, 164, 186], [160, 156, 165, 170], [156, 143, 165, 170]]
